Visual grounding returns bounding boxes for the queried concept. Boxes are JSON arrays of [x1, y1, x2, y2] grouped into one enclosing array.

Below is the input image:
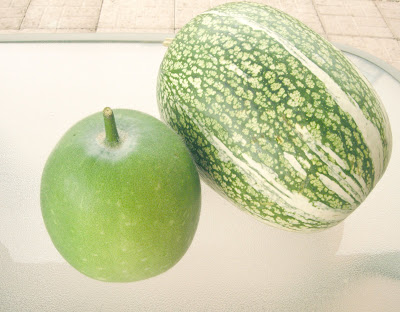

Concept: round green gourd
[[41, 109, 201, 281], [157, 2, 392, 232]]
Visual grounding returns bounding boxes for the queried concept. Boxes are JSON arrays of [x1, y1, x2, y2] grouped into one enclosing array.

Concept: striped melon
[[157, 2, 392, 232]]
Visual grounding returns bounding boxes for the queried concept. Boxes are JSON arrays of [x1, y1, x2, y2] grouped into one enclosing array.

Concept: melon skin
[[157, 2, 392, 232]]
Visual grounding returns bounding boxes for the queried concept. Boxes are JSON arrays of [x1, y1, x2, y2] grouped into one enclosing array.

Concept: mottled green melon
[[157, 2, 392, 232]]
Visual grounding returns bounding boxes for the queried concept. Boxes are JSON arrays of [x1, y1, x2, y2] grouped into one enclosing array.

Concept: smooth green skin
[[41, 109, 201, 282]]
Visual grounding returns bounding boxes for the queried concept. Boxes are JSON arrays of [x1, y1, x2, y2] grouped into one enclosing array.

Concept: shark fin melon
[[157, 2, 392, 232]]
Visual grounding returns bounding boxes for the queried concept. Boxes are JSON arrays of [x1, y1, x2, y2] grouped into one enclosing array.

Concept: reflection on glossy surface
[[0, 43, 399, 311], [1, 186, 400, 311]]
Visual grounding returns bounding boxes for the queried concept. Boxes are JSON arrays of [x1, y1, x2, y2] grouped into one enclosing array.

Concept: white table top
[[0, 42, 399, 311]]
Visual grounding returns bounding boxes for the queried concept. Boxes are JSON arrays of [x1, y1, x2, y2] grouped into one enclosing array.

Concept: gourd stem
[[103, 107, 120, 146]]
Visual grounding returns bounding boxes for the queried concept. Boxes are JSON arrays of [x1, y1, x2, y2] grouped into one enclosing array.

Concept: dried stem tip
[[103, 107, 120, 146]]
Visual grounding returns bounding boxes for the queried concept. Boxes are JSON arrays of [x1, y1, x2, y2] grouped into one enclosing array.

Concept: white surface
[[0, 43, 399, 311]]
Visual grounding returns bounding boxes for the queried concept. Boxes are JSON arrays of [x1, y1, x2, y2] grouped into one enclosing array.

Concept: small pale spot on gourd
[[141, 257, 148, 262], [169, 220, 175, 226]]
